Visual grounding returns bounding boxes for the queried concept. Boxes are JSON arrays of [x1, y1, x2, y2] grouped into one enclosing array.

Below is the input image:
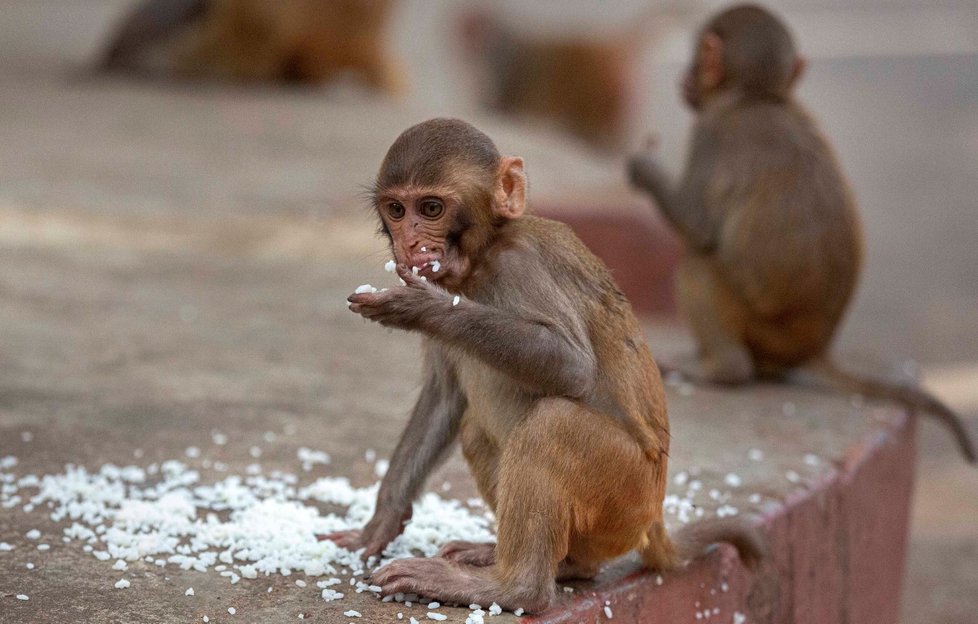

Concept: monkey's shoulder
[[483, 216, 638, 331], [704, 99, 821, 146], [503, 216, 607, 272], [493, 216, 624, 295]]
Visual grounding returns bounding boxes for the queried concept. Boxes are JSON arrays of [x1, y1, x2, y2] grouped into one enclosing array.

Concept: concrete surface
[[0, 216, 913, 623], [1, 2, 976, 623]]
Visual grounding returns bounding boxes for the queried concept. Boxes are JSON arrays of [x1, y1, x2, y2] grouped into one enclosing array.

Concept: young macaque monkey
[[628, 4, 975, 463], [98, 0, 404, 92], [325, 118, 763, 612]]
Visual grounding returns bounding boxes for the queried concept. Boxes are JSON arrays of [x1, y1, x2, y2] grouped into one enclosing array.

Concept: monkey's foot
[[371, 557, 552, 612], [436, 541, 496, 566], [319, 529, 361, 548], [662, 351, 754, 385], [371, 557, 482, 605]]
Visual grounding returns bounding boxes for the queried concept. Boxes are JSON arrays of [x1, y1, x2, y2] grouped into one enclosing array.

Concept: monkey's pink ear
[[494, 156, 527, 219], [791, 56, 808, 87], [699, 32, 724, 90]]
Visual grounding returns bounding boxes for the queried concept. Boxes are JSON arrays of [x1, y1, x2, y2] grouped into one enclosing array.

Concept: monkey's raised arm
[[326, 345, 465, 557], [629, 124, 727, 252], [421, 296, 595, 399], [349, 263, 596, 399]]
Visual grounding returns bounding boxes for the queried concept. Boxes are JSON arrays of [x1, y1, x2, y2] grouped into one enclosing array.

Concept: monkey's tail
[[793, 358, 976, 464], [641, 516, 766, 572]]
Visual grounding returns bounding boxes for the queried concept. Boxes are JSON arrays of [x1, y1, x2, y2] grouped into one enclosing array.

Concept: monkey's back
[[707, 100, 863, 366]]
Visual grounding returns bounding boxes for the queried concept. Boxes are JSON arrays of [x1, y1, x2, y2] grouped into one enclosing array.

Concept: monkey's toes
[[372, 557, 456, 596], [319, 529, 362, 549], [436, 541, 496, 566]]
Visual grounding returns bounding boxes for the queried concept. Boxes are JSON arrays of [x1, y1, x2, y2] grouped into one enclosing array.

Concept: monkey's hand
[[627, 149, 663, 190], [320, 506, 413, 559], [347, 265, 451, 331]]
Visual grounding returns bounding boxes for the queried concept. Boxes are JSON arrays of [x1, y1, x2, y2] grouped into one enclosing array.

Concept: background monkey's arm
[[629, 125, 726, 252]]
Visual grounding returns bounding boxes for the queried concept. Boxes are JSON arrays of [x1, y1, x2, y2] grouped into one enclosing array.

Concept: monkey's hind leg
[[369, 469, 566, 611], [673, 253, 755, 384], [373, 401, 594, 612]]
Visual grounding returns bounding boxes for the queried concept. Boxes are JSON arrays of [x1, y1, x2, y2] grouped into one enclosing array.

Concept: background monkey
[[629, 4, 975, 463], [99, 0, 404, 92], [458, 5, 691, 150], [324, 118, 762, 611]]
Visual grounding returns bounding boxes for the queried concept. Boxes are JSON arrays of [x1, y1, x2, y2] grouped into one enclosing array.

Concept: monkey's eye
[[386, 202, 406, 220], [419, 199, 444, 219]]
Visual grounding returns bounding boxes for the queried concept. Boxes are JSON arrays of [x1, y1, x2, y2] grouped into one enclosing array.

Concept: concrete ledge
[[0, 231, 918, 623]]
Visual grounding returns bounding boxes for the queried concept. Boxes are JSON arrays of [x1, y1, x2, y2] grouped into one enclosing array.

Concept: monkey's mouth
[[406, 254, 446, 279]]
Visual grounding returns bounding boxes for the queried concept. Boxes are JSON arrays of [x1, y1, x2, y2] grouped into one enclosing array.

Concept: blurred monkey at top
[[98, 0, 405, 93], [458, 3, 694, 150]]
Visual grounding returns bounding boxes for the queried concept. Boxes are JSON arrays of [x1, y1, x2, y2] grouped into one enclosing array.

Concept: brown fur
[[459, 7, 688, 150], [629, 4, 975, 463], [324, 118, 763, 612], [99, 0, 404, 92]]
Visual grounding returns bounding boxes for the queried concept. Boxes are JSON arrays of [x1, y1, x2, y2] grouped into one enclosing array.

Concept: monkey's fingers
[[348, 291, 385, 305], [318, 529, 363, 549], [370, 557, 451, 596], [348, 290, 398, 316], [395, 263, 428, 287], [436, 541, 497, 566]]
